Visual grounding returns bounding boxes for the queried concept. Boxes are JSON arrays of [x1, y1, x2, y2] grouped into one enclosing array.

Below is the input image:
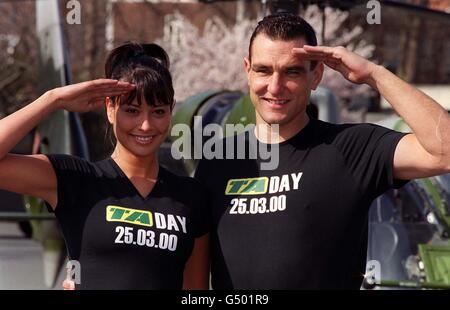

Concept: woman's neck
[[111, 146, 159, 181]]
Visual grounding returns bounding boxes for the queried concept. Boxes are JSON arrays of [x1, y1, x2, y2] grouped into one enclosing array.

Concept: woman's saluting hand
[[50, 79, 135, 113]]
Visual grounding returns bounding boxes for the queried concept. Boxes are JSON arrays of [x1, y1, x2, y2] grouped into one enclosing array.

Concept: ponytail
[[105, 42, 170, 79], [104, 41, 174, 109]]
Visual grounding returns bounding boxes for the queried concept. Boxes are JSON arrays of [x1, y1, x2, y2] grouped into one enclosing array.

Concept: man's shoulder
[[201, 129, 252, 159], [312, 119, 389, 138], [160, 165, 201, 186]]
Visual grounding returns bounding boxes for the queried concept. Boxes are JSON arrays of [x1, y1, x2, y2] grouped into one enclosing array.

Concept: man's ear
[[311, 62, 324, 90], [244, 57, 251, 73], [244, 57, 251, 82], [105, 97, 115, 125]]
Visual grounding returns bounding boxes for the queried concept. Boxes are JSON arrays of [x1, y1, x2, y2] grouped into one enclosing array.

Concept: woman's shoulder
[[46, 154, 106, 177], [46, 154, 90, 170]]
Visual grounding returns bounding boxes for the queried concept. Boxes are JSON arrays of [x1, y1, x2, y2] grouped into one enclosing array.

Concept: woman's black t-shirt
[[45, 155, 209, 289]]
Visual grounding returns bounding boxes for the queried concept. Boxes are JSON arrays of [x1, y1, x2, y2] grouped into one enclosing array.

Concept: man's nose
[[267, 73, 283, 95]]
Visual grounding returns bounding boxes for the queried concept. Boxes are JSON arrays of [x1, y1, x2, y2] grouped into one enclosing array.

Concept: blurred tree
[[157, 11, 254, 102], [0, 1, 38, 119], [157, 4, 375, 117]]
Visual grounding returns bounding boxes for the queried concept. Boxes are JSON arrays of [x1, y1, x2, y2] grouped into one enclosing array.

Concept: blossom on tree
[[157, 6, 375, 113], [157, 11, 254, 102]]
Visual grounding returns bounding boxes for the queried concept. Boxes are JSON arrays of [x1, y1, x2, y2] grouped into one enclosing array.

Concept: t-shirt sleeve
[[333, 123, 409, 199], [45, 154, 92, 216]]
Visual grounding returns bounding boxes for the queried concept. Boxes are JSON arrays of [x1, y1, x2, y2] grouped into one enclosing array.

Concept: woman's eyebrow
[[124, 102, 140, 107]]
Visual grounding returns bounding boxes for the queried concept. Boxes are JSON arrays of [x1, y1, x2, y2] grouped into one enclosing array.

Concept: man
[[194, 13, 450, 289]]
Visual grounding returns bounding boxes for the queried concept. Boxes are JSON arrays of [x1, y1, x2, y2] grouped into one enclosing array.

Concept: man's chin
[[259, 115, 288, 126]]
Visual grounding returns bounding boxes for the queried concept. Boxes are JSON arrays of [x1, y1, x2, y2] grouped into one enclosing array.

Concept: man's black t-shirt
[[195, 118, 408, 289], [45, 155, 208, 289]]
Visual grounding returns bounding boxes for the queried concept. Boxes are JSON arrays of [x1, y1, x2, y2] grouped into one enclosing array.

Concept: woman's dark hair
[[105, 41, 174, 109]]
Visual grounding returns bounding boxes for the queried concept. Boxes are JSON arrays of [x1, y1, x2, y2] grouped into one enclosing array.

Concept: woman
[[0, 42, 209, 289]]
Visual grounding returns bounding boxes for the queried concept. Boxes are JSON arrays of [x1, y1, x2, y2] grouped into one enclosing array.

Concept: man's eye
[[286, 70, 301, 76], [254, 68, 270, 74]]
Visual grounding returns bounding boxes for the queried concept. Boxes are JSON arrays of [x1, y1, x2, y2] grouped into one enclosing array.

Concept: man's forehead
[[250, 35, 309, 66], [254, 33, 307, 45], [251, 50, 310, 69], [251, 60, 310, 70]]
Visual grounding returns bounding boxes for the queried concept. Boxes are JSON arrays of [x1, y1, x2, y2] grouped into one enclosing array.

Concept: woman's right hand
[[62, 278, 75, 290], [62, 267, 76, 290], [50, 79, 135, 113]]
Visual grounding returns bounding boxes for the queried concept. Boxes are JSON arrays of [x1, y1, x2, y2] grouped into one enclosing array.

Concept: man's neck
[[254, 113, 310, 144]]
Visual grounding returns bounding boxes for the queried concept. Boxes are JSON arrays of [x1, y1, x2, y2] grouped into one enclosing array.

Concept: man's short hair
[[248, 13, 318, 68]]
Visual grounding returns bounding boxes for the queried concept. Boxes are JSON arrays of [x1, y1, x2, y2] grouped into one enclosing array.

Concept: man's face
[[244, 34, 323, 128]]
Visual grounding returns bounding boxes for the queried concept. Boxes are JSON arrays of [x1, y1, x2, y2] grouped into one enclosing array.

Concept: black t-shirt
[[45, 155, 209, 289], [195, 118, 409, 289]]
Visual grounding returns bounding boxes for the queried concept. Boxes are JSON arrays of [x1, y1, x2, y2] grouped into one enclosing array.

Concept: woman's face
[[107, 97, 171, 158]]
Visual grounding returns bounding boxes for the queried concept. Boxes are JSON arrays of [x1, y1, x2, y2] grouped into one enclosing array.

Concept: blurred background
[[0, 0, 449, 289]]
